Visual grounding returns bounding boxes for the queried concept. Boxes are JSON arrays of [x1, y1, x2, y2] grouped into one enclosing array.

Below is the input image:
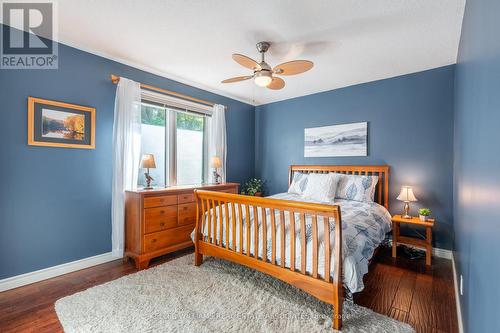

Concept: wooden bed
[[193, 165, 389, 330]]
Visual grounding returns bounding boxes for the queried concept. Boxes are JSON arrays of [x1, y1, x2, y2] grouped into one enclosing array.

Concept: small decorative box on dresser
[[125, 183, 239, 269]]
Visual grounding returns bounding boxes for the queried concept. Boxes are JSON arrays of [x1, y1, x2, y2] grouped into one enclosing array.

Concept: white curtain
[[111, 78, 142, 257], [208, 104, 227, 183]]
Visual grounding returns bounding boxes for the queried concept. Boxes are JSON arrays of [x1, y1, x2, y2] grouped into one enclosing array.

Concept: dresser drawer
[[144, 206, 177, 234], [178, 192, 195, 204], [144, 225, 195, 253], [178, 215, 196, 226], [144, 195, 177, 208], [178, 202, 197, 226]]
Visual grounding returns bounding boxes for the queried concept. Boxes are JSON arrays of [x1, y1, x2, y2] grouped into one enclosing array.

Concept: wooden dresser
[[125, 183, 239, 269]]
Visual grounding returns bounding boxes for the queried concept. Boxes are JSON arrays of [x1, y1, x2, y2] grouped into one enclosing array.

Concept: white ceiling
[[14, 1, 467, 105]]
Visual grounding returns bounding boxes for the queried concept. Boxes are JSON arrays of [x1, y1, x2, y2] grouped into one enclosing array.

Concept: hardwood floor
[[0, 245, 457, 333], [355, 246, 458, 333]]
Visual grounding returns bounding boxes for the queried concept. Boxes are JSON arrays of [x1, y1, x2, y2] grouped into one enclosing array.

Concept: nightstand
[[391, 214, 435, 266]]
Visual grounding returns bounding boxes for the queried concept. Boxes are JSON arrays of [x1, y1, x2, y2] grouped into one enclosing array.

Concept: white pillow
[[288, 172, 309, 195], [302, 173, 341, 202], [335, 174, 379, 202]]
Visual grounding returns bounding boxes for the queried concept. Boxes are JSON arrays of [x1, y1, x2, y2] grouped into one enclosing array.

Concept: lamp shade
[[140, 154, 156, 169], [396, 186, 418, 202], [210, 156, 222, 168]]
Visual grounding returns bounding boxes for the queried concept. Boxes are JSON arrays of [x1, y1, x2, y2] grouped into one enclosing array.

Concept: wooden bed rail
[[193, 190, 344, 329]]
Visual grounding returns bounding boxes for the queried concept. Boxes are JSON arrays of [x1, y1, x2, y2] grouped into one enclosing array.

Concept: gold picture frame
[[28, 97, 95, 149]]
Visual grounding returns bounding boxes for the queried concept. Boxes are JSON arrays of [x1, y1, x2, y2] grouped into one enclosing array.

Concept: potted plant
[[418, 208, 431, 221], [241, 178, 264, 197]]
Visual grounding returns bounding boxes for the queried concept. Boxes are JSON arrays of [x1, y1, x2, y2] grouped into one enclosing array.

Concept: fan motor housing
[[256, 41, 270, 53], [256, 63, 272, 72]]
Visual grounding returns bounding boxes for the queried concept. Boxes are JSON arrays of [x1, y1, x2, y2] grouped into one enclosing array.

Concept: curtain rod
[[110, 74, 215, 107]]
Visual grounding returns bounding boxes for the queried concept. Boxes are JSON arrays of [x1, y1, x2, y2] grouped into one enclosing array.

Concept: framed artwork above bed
[[304, 121, 367, 157], [28, 97, 96, 149]]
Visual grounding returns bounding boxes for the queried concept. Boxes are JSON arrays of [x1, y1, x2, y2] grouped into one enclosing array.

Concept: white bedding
[[193, 192, 391, 293]]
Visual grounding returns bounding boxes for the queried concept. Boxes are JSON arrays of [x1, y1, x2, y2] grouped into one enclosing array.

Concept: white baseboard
[[0, 252, 119, 292], [432, 247, 453, 259], [390, 239, 453, 259], [452, 253, 464, 333]]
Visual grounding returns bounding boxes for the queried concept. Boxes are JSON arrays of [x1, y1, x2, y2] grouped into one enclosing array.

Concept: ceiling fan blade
[[273, 60, 314, 76], [267, 77, 285, 90], [221, 75, 253, 83], [232, 54, 259, 70]]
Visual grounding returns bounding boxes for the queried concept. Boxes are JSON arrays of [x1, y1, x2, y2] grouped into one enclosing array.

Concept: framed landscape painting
[[304, 122, 367, 157], [28, 97, 95, 149]]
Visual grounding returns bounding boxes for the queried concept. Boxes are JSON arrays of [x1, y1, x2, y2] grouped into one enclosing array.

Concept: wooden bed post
[[194, 190, 203, 266], [332, 209, 343, 330]]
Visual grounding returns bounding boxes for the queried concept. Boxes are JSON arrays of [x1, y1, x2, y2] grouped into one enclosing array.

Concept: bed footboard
[[193, 190, 343, 330]]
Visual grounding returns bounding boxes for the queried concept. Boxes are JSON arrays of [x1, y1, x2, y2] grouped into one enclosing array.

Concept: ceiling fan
[[221, 41, 314, 90]]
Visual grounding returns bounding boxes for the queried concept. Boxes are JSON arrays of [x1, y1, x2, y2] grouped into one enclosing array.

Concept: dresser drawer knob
[[152, 239, 157, 243], [183, 207, 188, 210], [160, 210, 165, 214], [160, 222, 165, 226]]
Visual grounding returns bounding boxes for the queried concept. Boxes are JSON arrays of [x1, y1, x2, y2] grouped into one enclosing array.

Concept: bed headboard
[[288, 165, 390, 209]]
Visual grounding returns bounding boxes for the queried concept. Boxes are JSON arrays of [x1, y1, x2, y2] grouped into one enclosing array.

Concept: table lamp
[[210, 156, 222, 184], [396, 186, 417, 218], [140, 154, 156, 189]]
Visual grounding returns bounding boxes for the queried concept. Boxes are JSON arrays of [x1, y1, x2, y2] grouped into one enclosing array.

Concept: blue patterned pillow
[[302, 173, 341, 202], [336, 174, 379, 202], [288, 172, 309, 195]]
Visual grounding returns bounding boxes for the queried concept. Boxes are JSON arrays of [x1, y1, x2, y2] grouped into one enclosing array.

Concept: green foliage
[[141, 104, 204, 132], [419, 208, 431, 216], [141, 104, 165, 126], [241, 178, 264, 196], [176, 112, 204, 131]]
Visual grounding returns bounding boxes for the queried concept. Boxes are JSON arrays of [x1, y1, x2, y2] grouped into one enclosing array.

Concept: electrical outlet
[[460, 274, 464, 296]]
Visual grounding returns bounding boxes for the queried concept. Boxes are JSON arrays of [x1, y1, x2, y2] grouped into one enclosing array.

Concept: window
[[176, 112, 205, 185], [138, 97, 209, 187], [139, 103, 166, 187]]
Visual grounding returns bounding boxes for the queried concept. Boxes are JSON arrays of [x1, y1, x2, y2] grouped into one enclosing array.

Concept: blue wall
[[453, 0, 500, 331], [255, 66, 455, 250], [0, 26, 255, 279]]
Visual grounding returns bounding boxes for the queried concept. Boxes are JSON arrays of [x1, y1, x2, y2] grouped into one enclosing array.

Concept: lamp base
[[402, 202, 411, 219], [212, 169, 221, 184], [144, 170, 154, 189]]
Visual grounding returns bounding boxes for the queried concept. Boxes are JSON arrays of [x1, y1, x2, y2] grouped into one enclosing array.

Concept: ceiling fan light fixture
[[254, 71, 272, 87], [222, 41, 313, 91]]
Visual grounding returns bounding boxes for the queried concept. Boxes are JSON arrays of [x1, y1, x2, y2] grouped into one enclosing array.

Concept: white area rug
[[55, 254, 414, 332]]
